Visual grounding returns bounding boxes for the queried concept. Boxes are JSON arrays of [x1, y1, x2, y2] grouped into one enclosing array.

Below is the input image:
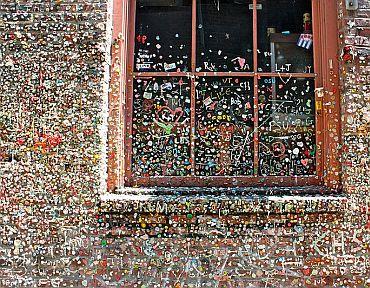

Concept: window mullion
[[190, 79, 196, 175], [192, 0, 197, 73], [252, 0, 259, 176], [190, 0, 197, 175]]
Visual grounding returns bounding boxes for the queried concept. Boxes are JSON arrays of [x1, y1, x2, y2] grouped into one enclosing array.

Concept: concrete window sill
[[100, 186, 347, 214], [98, 186, 348, 237]]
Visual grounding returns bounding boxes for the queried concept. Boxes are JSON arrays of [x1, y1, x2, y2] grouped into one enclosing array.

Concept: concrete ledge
[[98, 186, 348, 238], [100, 186, 348, 215]]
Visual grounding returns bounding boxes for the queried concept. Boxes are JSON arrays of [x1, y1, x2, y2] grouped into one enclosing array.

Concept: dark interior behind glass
[[196, 0, 253, 72], [135, 0, 192, 72]]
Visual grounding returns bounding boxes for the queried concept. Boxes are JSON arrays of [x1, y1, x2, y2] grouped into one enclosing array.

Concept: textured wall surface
[[0, 0, 369, 287]]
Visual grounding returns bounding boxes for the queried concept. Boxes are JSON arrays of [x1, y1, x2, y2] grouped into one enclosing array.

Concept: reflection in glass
[[195, 77, 254, 176], [258, 77, 316, 176], [132, 77, 191, 176], [257, 0, 313, 73], [197, 0, 253, 72], [135, 0, 192, 72]]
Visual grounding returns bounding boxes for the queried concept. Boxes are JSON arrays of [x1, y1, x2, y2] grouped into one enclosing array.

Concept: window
[[111, 0, 341, 188]]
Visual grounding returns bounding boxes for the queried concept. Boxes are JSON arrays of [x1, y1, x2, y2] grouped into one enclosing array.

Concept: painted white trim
[[99, 0, 114, 195], [101, 192, 347, 202]]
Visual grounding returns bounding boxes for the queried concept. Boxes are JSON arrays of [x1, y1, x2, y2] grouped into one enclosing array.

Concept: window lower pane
[[132, 77, 191, 176], [195, 77, 254, 176], [258, 77, 316, 176]]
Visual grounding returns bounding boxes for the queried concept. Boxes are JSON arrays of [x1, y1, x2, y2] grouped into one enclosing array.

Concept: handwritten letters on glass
[[195, 77, 254, 176], [132, 77, 191, 176], [258, 78, 316, 176]]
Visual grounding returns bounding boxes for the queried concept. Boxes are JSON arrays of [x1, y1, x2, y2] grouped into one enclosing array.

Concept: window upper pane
[[257, 0, 314, 73], [135, 0, 192, 72], [196, 0, 253, 72]]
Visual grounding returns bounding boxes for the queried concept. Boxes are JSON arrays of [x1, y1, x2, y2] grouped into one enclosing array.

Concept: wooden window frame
[[108, 0, 341, 190]]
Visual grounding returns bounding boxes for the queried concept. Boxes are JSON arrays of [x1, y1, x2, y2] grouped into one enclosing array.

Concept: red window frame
[[107, 0, 341, 190]]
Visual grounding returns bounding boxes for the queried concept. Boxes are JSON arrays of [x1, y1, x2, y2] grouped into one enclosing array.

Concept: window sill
[[99, 186, 348, 237]]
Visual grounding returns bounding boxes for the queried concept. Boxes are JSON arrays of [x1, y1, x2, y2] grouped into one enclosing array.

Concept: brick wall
[[0, 1, 110, 287], [0, 0, 369, 287]]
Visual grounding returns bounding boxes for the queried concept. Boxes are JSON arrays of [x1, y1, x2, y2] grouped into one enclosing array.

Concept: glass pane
[[257, 0, 313, 73], [132, 77, 191, 176], [135, 0, 192, 72], [258, 77, 316, 176], [195, 77, 254, 176], [196, 0, 253, 72]]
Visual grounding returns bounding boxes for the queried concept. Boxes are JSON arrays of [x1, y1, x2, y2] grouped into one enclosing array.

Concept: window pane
[[135, 0, 192, 72], [196, 0, 253, 72], [132, 77, 191, 176], [258, 77, 316, 176], [195, 77, 254, 176], [257, 0, 313, 73]]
